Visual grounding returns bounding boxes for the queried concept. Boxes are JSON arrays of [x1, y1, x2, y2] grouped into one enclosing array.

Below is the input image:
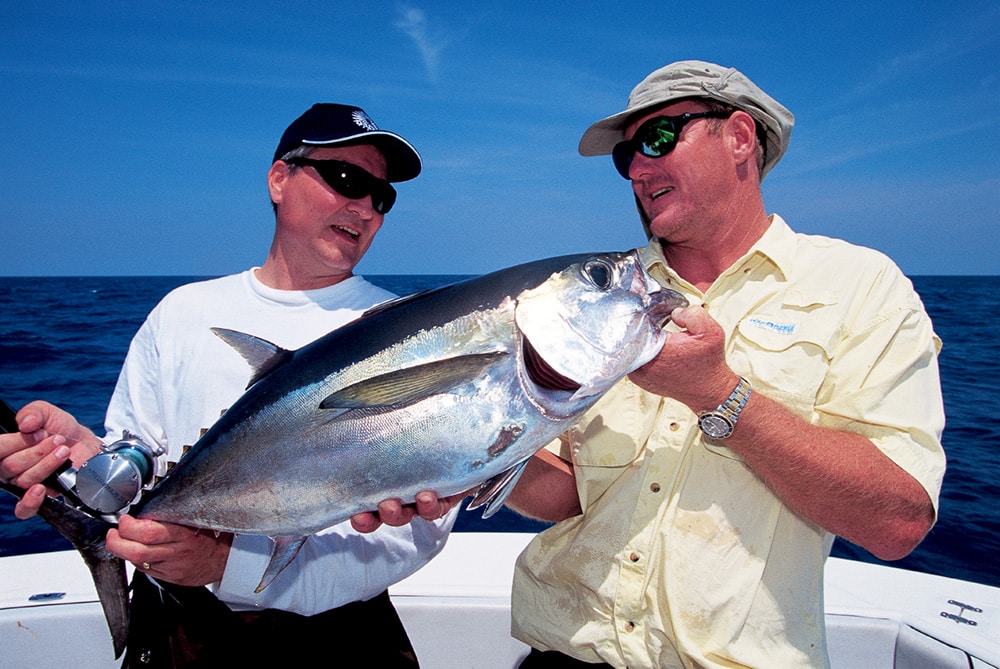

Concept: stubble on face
[[625, 103, 734, 246]]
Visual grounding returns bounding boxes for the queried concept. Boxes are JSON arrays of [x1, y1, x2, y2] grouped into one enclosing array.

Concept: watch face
[[699, 413, 734, 439]]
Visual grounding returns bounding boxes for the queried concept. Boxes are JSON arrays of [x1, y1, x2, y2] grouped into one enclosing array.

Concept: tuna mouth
[[647, 288, 689, 326], [523, 336, 580, 392]]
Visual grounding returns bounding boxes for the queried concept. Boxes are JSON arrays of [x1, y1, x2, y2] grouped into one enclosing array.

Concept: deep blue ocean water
[[0, 274, 997, 588]]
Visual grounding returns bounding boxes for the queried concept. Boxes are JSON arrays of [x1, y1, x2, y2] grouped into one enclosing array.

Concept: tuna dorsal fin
[[211, 327, 294, 389], [466, 457, 530, 519], [254, 535, 309, 593], [320, 352, 507, 411]]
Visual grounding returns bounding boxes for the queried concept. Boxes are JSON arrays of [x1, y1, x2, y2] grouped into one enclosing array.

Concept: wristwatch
[[698, 376, 752, 440]]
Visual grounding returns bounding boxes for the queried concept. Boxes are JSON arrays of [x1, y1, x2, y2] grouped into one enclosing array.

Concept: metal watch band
[[697, 376, 752, 439], [719, 376, 752, 420]]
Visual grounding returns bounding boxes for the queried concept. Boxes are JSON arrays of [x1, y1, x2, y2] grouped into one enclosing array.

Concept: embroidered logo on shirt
[[746, 317, 797, 335]]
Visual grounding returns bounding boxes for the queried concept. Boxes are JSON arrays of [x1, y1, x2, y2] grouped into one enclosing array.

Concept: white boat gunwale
[[2, 532, 997, 668]]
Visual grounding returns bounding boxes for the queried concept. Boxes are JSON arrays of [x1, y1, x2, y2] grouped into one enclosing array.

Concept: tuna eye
[[582, 259, 614, 289]]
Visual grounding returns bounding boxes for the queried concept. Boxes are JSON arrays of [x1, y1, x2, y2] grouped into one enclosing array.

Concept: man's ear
[[268, 160, 290, 204], [727, 110, 759, 167]]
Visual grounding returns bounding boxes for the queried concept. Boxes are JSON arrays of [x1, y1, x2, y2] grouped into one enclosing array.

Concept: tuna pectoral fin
[[254, 535, 308, 593], [1, 482, 130, 658], [466, 458, 530, 519], [320, 352, 508, 410]]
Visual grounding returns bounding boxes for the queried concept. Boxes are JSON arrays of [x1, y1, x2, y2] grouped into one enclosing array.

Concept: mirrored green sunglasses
[[611, 111, 730, 179]]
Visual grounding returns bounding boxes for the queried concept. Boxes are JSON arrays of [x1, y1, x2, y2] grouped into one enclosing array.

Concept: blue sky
[[2, 2, 997, 277]]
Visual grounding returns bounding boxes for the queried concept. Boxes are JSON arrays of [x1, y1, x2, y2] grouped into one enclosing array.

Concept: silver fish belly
[[133, 250, 687, 588]]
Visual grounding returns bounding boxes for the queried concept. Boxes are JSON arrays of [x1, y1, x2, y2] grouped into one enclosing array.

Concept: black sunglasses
[[285, 158, 397, 214], [611, 111, 730, 179]]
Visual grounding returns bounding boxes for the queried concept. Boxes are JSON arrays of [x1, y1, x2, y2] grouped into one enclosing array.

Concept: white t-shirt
[[105, 269, 456, 615]]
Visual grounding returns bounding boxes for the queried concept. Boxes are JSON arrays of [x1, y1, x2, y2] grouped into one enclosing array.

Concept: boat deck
[[2, 532, 997, 668]]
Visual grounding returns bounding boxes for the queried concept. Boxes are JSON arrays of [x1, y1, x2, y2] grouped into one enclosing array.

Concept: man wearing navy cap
[[1, 103, 458, 666], [507, 61, 945, 668]]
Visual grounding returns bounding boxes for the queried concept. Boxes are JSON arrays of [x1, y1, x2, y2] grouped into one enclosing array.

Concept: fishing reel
[[49, 431, 164, 516], [0, 398, 163, 516]]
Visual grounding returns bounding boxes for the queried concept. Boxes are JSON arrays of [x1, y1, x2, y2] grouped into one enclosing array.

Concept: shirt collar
[[641, 214, 797, 286]]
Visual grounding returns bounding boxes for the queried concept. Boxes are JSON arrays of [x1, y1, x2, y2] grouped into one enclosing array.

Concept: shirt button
[[624, 621, 635, 632], [629, 551, 640, 563], [669, 422, 680, 431], [650, 482, 661, 493]]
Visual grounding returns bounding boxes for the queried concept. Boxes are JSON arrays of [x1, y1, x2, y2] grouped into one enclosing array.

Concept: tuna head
[[514, 250, 688, 411]]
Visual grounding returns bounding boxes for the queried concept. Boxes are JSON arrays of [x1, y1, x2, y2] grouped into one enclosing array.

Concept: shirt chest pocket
[[730, 303, 841, 413]]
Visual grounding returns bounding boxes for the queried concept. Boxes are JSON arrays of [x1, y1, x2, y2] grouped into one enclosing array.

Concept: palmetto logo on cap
[[352, 110, 378, 131]]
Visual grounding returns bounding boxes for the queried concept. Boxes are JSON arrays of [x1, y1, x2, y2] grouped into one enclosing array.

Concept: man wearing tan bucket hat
[[507, 61, 946, 668]]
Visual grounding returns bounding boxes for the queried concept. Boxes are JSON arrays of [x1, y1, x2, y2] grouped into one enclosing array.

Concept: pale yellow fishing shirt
[[511, 216, 946, 669]]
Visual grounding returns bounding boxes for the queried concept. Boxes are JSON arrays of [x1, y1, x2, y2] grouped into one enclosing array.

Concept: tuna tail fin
[[0, 397, 129, 657], [0, 481, 130, 658], [466, 457, 530, 519]]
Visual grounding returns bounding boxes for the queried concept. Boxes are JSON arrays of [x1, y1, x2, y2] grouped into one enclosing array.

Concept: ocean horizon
[[1, 273, 998, 588]]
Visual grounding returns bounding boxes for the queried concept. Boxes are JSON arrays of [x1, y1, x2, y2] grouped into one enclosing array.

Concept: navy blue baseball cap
[[273, 103, 421, 182]]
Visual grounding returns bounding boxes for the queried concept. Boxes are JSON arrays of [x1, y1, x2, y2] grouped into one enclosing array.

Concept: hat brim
[[302, 131, 422, 182], [578, 108, 651, 157]]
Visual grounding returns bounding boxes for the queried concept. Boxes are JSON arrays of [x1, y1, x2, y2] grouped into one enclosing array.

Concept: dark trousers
[[123, 572, 418, 668], [519, 647, 613, 668]]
